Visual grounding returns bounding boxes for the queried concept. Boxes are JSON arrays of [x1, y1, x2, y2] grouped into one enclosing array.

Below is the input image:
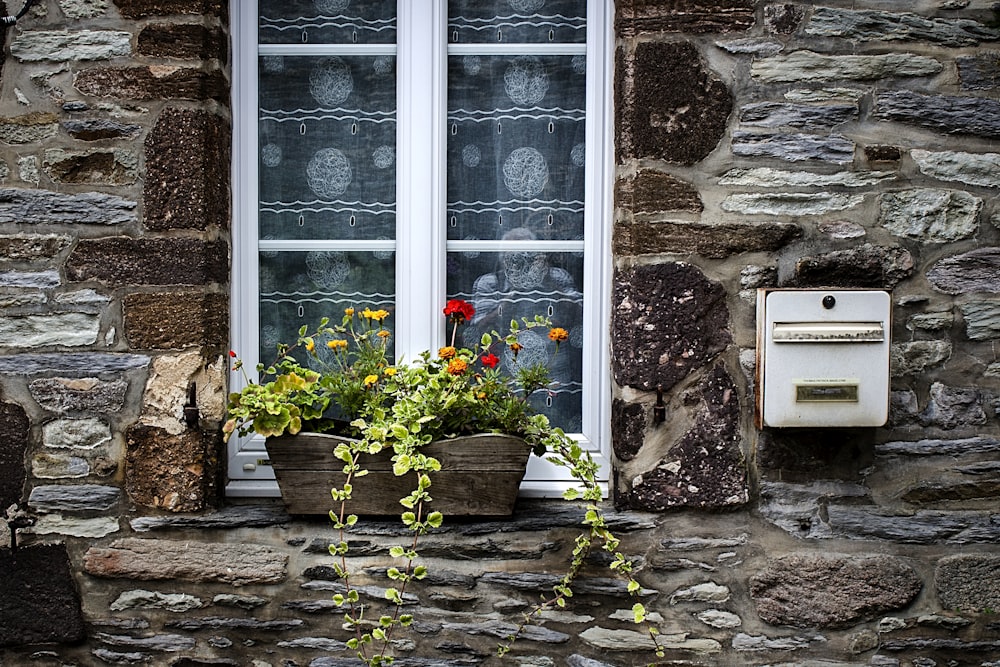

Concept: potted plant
[[224, 301, 661, 664]]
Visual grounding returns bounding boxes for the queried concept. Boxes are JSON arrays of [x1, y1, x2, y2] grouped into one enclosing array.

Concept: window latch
[[183, 382, 200, 428], [653, 384, 666, 425]]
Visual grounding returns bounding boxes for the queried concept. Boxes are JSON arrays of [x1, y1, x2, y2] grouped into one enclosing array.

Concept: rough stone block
[[613, 219, 800, 259], [750, 553, 921, 628], [137, 23, 227, 61], [910, 149, 1000, 189], [0, 544, 85, 647], [611, 398, 645, 462], [615, 170, 702, 213], [616, 41, 731, 165], [805, 7, 1000, 46], [0, 188, 136, 225], [62, 118, 142, 140], [144, 108, 230, 231], [920, 382, 987, 430], [28, 377, 128, 413], [84, 537, 287, 585], [0, 402, 29, 510], [959, 299, 1000, 340], [43, 147, 138, 185], [958, 51, 1000, 90], [10, 30, 131, 62], [927, 248, 1000, 294], [732, 131, 855, 163], [752, 50, 943, 83], [616, 0, 754, 36], [74, 65, 228, 101], [722, 192, 863, 215], [611, 262, 731, 392], [763, 4, 805, 34], [936, 554, 1000, 612], [740, 102, 857, 129], [0, 112, 58, 143], [113, 0, 225, 18], [880, 189, 982, 243], [874, 91, 1000, 139], [789, 243, 915, 289], [125, 425, 219, 512], [124, 291, 228, 350], [66, 237, 229, 287], [0, 352, 149, 376], [58, 0, 110, 19], [0, 234, 72, 260], [0, 313, 101, 348]]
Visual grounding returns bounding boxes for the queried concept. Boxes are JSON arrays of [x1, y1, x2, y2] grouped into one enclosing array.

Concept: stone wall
[[1, 1, 999, 665]]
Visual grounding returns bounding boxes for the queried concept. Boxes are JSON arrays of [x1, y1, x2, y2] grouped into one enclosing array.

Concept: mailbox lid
[[756, 289, 891, 428]]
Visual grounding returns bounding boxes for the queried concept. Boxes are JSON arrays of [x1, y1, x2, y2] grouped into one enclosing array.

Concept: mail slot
[[756, 289, 891, 428]]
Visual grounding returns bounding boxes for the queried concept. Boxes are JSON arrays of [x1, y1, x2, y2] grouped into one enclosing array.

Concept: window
[[227, 0, 612, 497]]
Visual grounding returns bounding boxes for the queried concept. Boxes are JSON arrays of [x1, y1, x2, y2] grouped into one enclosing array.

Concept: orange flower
[[509, 341, 523, 358], [327, 339, 348, 350], [548, 327, 569, 343], [438, 346, 457, 360], [447, 358, 468, 375], [344, 307, 355, 316], [377, 330, 391, 339]]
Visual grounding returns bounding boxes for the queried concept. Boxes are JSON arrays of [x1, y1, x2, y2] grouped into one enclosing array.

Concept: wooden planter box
[[265, 432, 532, 516]]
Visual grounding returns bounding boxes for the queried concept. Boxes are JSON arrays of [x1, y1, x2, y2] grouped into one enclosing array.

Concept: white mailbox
[[756, 289, 891, 428]]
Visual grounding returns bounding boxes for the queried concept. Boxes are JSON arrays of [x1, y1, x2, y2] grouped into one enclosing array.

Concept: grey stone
[[715, 39, 783, 56], [759, 481, 870, 538], [959, 299, 1000, 339], [906, 311, 954, 332], [719, 167, 894, 188], [29, 377, 128, 413], [660, 534, 748, 551], [880, 189, 981, 242], [880, 638, 1000, 653], [43, 417, 111, 449], [110, 590, 203, 613], [29, 514, 119, 538], [917, 613, 974, 630], [62, 118, 142, 141], [580, 627, 720, 653], [732, 632, 823, 651], [890, 340, 952, 376], [958, 51, 1000, 90], [94, 633, 195, 652], [90, 648, 151, 663], [785, 87, 866, 103], [818, 220, 866, 239], [764, 3, 805, 34], [697, 609, 742, 628], [43, 147, 139, 185], [0, 113, 59, 144], [212, 594, 268, 609], [875, 91, 1000, 138], [732, 131, 855, 163], [825, 505, 986, 543], [84, 538, 288, 585], [442, 620, 569, 643], [790, 244, 914, 289], [164, 617, 303, 631], [0, 352, 149, 376], [928, 248, 1000, 294], [0, 188, 136, 225], [479, 572, 653, 598], [670, 582, 730, 604], [911, 150, 1000, 188], [752, 51, 943, 83], [129, 505, 291, 531], [0, 269, 60, 288], [740, 102, 857, 129], [0, 313, 100, 348], [749, 553, 921, 628], [28, 484, 120, 512], [32, 452, 90, 479], [921, 382, 987, 429], [276, 637, 348, 650], [805, 7, 1000, 46], [877, 437, 1000, 457], [10, 30, 131, 61], [722, 192, 863, 216], [567, 657, 615, 667], [58, 0, 109, 19]]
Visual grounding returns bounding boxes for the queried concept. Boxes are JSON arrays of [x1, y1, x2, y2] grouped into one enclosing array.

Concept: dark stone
[[615, 169, 702, 213], [28, 378, 128, 413], [740, 102, 857, 129], [825, 505, 988, 544], [61, 119, 142, 141], [614, 219, 801, 259], [74, 66, 228, 101], [874, 91, 1000, 138], [616, 0, 755, 36], [880, 638, 1000, 653], [920, 382, 988, 430], [763, 4, 806, 34], [123, 291, 228, 350], [611, 398, 645, 462], [865, 144, 902, 163], [164, 617, 303, 631], [478, 572, 643, 598], [624, 364, 748, 510], [788, 243, 915, 289], [0, 544, 85, 647], [757, 428, 874, 482], [936, 554, 1000, 612], [611, 262, 731, 392], [749, 553, 922, 629], [66, 237, 229, 287], [113, 0, 226, 18], [0, 352, 150, 376], [0, 234, 71, 261], [0, 188, 136, 225], [125, 425, 220, 512], [44, 149, 136, 185], [137, 23, 227, 61], [28, 484, 121, 512], [732, 131, 855, 163], [144, 108, 230, 231], [0, 402, 29, 510], [958, 51, 1000, 90], [901, 479, 1000, 504], [927, 247, 1000, 294], [877, 436, 1000, 457], [616, 41, 732, 165], [130, 504, 290, 531]]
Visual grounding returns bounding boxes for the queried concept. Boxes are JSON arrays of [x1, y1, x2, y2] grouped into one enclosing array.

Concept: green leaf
[[426, 511, 443, 528]]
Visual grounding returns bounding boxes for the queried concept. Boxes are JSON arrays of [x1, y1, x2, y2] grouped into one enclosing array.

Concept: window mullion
[[395, 0, 448, 360]]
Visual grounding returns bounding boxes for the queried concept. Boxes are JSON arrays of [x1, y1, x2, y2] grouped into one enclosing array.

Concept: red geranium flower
[[481, 352, 499, 369], [443, 299, 475, 324]]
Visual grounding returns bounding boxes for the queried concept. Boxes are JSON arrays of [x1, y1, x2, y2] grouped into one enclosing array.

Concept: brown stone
[[616, 0, 755, 36], [113, 0, 225, 18], [44, 149, 137, 185], [616, 41, 732, 165], [74, 65, 227, 101], [137, 23, 227, 61], [865, 144, 902, 163], [0, 544, 85, 647], [612, 398, 646, 462], [612, 262, 731, 392], [616, 170, 703, 213], [84, 537, 287, 585], [0, 402, 29, 510], [144, 108, 230, 231], [124, 291, 228, 350], [750, 553, 922, 628], [0, 234, 71, 261], [125, 424, 219, 512], [614, 220, 801, 259], [66, 237, 229, 287], [625, 364, 748, 510], [763, 4, 806, 34], [936, 554, 1000, 612], [789, 243, 915, 289]]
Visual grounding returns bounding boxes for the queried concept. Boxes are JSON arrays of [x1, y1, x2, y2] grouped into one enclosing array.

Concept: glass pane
[[447, 250, 584, 432], [259, 55, 396, 241], [448, 0, 586, 44], [447, 54, 585, 241], [259, 250, 395, 365], [260, 0, 397, 45]]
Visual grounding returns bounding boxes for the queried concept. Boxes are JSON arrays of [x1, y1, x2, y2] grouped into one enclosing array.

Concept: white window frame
[[227, 0, 613, 498]]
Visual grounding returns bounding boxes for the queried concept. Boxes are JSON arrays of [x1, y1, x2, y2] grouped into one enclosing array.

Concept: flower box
[[265, 432, 532, 516]]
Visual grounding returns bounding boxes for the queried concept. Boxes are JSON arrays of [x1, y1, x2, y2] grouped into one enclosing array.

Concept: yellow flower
[[438, 346, 457, 360], [548, 327, 569, 343], [384, 367, 397, 376], [304, 337, 316, 352], [447, 358, 468, 375], [363, 308, 390, 322], [344, 307, 355, 317], [363, 374, 379, 386], [377, 330, 391, 339], [327, 339, 348, 350]]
